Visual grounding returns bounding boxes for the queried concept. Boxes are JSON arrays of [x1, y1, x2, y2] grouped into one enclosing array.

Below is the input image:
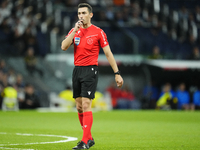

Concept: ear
[[90, 13, 93, 19]]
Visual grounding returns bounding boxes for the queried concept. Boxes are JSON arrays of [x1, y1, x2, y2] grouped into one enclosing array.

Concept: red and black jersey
[[66, 25, 109, 66]]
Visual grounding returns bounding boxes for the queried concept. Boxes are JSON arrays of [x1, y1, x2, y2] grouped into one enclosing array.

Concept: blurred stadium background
[[1, 0, 200, 111]]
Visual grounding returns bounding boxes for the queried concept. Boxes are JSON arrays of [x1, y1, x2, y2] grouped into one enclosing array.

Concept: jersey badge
[[75, 37, 80, 45], [87, 38, 93, 45]]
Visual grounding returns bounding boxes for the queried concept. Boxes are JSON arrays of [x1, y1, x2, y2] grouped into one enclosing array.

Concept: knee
[[76, 105, 83, 113], [82, 101, 91, 112]]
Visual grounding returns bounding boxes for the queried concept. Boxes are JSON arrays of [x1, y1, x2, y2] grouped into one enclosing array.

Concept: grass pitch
[[0, 110, 200, 150]]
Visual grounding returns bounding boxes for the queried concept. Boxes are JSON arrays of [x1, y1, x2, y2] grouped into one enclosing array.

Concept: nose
[[79, 13, 83, 18]]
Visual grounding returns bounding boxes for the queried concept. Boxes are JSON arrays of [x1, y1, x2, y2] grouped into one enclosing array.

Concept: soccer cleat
[[87, 138, 95, 148], [72, 141, 89, 149]]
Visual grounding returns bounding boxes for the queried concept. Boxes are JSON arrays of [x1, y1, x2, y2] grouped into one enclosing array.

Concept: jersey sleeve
[[65, 28, 75, 38], [99, 29, 109, 48], [65, 28, 74, 44]]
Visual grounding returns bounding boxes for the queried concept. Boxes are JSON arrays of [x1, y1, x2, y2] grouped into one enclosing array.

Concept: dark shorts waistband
[[75, 65, 97, 68]]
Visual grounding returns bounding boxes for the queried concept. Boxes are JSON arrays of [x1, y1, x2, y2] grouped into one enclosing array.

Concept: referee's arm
[[61, 31, 75, 51], [61, 21, 82, 50], [103, 45, 124, 88]]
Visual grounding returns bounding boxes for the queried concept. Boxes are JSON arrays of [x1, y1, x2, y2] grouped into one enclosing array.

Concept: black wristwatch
[[114, 71, 120, 75]]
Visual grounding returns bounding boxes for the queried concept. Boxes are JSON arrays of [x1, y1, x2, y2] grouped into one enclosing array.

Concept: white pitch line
[[0, 147, 34, 150], [0, 132, 7, 134], [0, 132, 78, 148]]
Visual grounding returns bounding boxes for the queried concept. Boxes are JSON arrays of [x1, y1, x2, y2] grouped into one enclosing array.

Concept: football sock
[[78, 112, 83, 129], [82, 111, 93, 144]]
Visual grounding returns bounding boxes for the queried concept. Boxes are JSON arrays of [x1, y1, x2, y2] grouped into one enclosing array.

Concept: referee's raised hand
[[74, 20, 83, 32]]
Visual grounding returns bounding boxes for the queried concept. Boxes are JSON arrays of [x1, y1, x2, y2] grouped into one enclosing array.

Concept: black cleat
[[87, 138, 95, 148], [72, 141, 89, 149]]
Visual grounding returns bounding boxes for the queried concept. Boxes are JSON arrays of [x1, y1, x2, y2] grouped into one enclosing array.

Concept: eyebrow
[[78, 11, 87, 14]]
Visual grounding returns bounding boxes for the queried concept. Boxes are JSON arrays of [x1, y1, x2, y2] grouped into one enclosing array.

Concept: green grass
[[0, 110, 200, 150]]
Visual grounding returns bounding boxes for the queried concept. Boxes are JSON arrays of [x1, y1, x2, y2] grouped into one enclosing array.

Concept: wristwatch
[[114, 71, 120, 75]]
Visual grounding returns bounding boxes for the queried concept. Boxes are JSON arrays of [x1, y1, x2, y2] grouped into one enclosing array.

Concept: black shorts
[[72, 65, 98, 99]]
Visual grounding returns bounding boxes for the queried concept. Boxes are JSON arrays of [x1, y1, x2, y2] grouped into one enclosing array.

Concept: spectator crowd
[[1, 0, 200, 57], [58, 0, 200, 58], [141, 81, 200, 111], [1, 0, 200, 111], [0, 59, 40, 111], [0, 0, 47, 56]]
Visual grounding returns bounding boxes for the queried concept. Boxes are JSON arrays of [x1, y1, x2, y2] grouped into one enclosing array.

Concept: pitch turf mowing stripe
[[0, 110, 200, 149]]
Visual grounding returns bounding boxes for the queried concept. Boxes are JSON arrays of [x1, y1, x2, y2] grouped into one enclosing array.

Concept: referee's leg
[[80, 97, 93, 145], [75, 97, 84, 130]]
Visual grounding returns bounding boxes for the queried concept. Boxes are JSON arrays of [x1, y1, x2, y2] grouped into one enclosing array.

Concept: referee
[[61, 3, 123, 149]]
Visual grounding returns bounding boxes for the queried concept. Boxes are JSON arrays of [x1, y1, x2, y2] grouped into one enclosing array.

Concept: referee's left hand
[[115, 75, 123, 88]]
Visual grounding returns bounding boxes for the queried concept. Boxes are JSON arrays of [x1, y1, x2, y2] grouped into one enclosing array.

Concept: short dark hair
[[78, 3, 92, 13]]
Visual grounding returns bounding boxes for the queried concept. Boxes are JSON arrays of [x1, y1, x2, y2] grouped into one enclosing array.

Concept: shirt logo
[[75, 37, 80, 45], [88, 91, 91, 95], [87, 38, 93, 45]]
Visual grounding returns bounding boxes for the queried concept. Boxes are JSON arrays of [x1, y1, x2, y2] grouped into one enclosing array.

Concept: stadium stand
[[0, 0, 200, 110]]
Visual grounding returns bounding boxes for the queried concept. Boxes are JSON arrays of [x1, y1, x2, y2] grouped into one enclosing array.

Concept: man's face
[[78, 7, 93, 24]]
